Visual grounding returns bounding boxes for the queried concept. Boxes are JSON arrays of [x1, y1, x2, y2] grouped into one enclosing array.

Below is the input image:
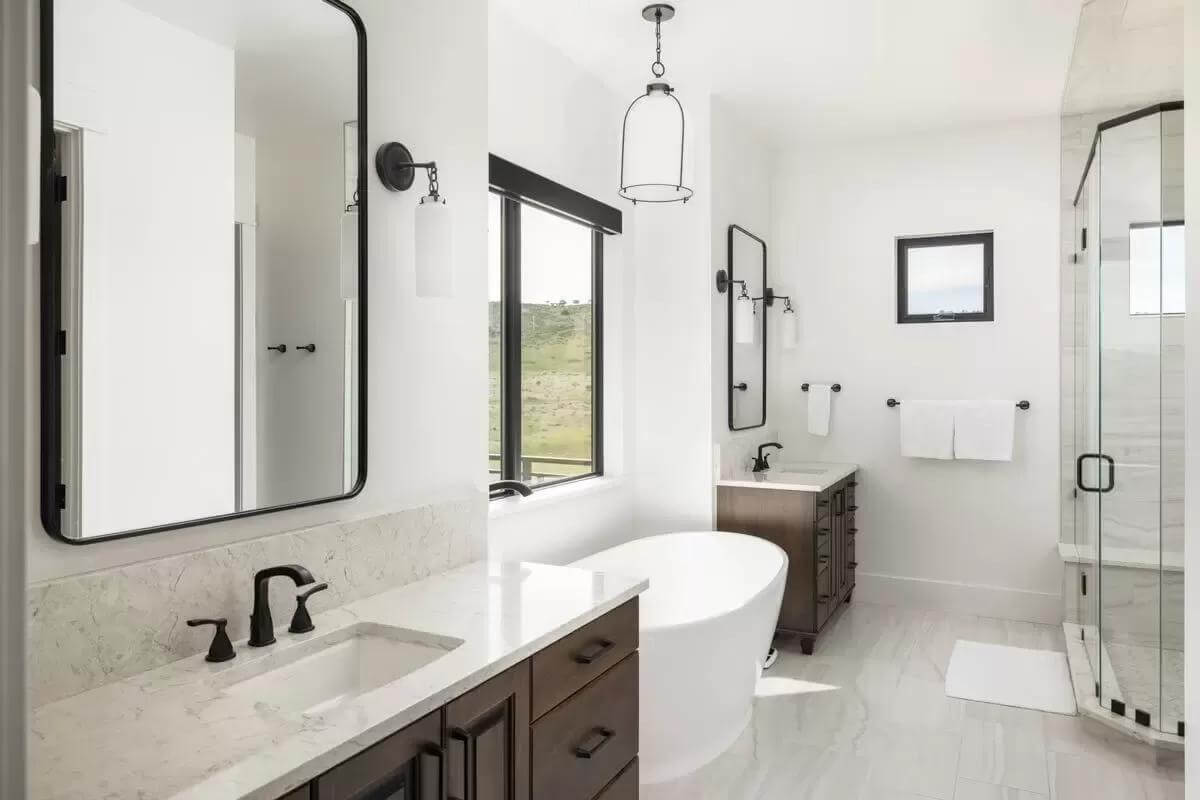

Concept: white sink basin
[[216, 622, 462, 715]]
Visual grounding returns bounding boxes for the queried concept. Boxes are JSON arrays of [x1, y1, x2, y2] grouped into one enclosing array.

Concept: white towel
[[900, 401, 954, 459], [954, 401, 1015, 461], [807, 384, 832, 436]]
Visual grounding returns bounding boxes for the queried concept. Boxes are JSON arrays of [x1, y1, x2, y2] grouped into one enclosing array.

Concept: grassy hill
[[489, 301, 594, 481]]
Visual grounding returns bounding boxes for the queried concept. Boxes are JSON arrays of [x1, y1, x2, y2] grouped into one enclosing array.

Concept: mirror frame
[[38, 0, 369, 543], [726, 224, 768, 431]]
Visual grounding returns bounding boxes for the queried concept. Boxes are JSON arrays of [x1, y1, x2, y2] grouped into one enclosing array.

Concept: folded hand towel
[[807, 384, 832, 436], [954, 401, 1015, 461], [900, 401, 954, 459]]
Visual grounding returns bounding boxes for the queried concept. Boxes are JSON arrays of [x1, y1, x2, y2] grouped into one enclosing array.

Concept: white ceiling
[[493, 0, 1083, 146]]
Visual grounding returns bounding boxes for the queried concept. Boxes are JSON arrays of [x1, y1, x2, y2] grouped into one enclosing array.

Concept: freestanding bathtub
[[571, 531, 787, 784]]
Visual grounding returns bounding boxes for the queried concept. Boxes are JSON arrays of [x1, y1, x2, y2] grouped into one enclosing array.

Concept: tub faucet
[[752, 442, 783, 472], [248, 564, 315, 647]]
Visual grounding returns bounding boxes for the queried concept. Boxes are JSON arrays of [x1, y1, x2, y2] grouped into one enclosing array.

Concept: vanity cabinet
[[717, 474, 858, 654], [286, 599, 639, 800]]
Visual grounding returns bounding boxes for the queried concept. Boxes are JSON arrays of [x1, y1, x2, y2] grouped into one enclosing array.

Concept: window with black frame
[[897, 231, 994, 324], [487, 157, 621, 492]]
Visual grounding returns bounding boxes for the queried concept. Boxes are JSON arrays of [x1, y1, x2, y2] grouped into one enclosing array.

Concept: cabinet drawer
[[594, 759, 638, 800], [531, 652, 639, 800], [532, 598, 638, 720]]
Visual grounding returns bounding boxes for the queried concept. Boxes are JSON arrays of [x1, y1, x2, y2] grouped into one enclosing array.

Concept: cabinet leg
[[845, 589, 854, 604], [800, 637, 815, 656]]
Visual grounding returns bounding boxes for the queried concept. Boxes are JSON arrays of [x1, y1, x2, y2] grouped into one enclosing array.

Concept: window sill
[[488, 475, 623, 520]]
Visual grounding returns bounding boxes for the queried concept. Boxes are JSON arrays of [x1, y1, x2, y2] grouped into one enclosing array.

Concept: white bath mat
[[945, 640, 1077, 715]]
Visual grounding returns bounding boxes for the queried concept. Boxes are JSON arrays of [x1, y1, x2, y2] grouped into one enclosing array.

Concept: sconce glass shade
[[780, 307, 798, 349], [415, 194, 452, 298], [733, 294, 755, 344], [619, 82, 693, 204], [339, 211, 358, 300]]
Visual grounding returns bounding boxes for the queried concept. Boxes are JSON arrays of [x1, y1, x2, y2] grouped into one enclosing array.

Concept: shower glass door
[[1093, 107, 1184, 735]]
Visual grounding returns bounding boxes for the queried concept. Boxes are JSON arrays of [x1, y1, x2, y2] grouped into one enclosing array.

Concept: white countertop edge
[[177, 572, 647, 800], [716, 462, 858, 493], [1058, 541, 1184, 573]]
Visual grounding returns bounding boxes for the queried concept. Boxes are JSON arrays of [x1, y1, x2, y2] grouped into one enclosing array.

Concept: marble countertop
[[30, 560, 647, 800], [717, 461, 858, 492]]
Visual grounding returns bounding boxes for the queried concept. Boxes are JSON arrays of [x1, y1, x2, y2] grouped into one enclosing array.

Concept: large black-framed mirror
[[725, 224, 768, 431], [39, 0, 368, 542]]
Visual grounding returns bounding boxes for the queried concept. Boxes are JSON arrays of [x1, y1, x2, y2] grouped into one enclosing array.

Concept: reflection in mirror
[[48, 0, 365, 540], [728, 225, 767, 430]]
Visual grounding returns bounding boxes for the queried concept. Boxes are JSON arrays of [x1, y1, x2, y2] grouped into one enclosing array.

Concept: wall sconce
[[774, 294, 798, 349], [716, 269, 775, 345], [375, 141, 452, 298]]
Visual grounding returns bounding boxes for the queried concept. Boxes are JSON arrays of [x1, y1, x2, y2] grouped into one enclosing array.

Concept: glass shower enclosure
[[1066, 102, 1184, 736]]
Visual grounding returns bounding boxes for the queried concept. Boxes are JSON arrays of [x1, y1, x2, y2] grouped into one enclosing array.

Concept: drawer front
[[594, 759, 638, 800], [532, 599, 638, 720], [531, 653, 639, 800]]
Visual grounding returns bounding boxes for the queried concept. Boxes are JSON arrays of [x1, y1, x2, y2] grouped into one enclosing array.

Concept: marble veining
[[29, 493, 486, 707], [30, 560, 647, 800]]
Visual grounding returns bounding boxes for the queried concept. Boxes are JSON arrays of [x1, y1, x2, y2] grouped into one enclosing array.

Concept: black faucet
[[752, 442, 783, 472], [248, 564, 315, 647], [489, 480, 533, 499]]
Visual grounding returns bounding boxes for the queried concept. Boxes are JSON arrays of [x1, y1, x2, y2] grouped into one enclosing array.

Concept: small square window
[[897, 232, 994, 323], [1129, 221, 1185, 316]]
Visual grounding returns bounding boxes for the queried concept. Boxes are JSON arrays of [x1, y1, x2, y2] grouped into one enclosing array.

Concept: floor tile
[[958, 717, 1049, 795], [1047, 751, 1184, 800], [954, 776, 1047, 799]]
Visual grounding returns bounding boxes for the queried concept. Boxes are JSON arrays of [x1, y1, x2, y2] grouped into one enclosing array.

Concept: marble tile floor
[[642, 602, 1183, 800]]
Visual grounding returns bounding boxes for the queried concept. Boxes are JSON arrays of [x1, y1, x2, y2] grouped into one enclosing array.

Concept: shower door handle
[[1076, 453, 1115, 494]]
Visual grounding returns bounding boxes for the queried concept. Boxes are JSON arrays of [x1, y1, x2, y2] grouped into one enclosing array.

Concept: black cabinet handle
[[574, 727, 614, 759], [818, 556, 829, 564], [818, 527, 830, 535], [449, 729, 471, 800], [847, 505, 859, 512], [817, 500, 830, 508], [848, 528, 858, 535], [573, 639, 615, 665], [848, 481, 858, 487], [848, 561, 858, 569], [420, 744, 446, 800], [818, 594, 831, 603]]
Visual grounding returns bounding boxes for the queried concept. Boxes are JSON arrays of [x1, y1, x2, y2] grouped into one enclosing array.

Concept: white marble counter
[[30, 560, 647, 800], [716, 461, 858, 493]]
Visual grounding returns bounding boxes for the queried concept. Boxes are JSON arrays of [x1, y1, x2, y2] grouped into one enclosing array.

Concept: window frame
[[488, 156, 619, 494], [896, 231, 994, 324], [1128, 220, 1185, 317]]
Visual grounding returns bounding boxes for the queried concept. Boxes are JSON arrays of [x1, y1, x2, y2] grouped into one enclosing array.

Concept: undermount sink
[[216, 622, 463, 715]]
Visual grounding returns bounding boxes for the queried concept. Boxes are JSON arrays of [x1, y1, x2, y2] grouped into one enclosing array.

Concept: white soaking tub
[[571, 531, 787, 784]]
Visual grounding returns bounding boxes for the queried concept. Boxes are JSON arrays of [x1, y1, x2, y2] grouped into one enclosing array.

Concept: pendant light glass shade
[[619, 82, 693, 204], [733, 294, 755, 344]]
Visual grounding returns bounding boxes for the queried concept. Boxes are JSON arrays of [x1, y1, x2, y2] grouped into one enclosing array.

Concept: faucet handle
[[187, 618, 235, 663], [288, 582, 329, 634]]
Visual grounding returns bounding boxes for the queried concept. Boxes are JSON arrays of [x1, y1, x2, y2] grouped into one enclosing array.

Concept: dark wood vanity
[[717, 474, 858, 654], [281, 599, 639, 800]]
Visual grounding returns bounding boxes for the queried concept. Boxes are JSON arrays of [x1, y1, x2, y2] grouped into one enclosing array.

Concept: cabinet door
[[445, 660, 531, 800], [314, 711, 443, 800]]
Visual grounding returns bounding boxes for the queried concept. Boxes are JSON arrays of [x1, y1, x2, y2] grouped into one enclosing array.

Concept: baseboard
[[854, 571, 1062, 625]]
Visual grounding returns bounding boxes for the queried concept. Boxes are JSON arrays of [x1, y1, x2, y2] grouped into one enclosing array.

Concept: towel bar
[[801, 383, 841, 392], [886, 398, 1030, 410]]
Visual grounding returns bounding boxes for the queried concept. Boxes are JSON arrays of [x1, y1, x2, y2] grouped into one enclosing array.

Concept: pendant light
[[619, 4, 693, 205]]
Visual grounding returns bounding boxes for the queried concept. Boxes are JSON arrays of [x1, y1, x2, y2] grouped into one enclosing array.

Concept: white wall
[[710, 96, 778, 487], [1183, 0, 1199, 791], [26, 0, 489, 582], [57, 0, 235, 536], [770, 118, 1063, 622], [485, 7, 637, 564]]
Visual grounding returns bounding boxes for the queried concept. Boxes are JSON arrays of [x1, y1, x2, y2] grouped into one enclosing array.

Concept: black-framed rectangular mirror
[[725, 224, 768, 431], [40, 0, 368, 542]]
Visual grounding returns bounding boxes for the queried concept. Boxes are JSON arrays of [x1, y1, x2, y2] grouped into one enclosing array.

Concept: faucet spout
[[752, 442, 783, 473], [248, 564, 315, 647]]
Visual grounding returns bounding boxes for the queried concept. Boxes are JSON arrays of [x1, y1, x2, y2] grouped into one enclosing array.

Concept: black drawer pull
[[818, 594, 831, 603], [572, 639, 615, 665], [817, 500, 830, 508], [449, 729, 471, 800], [818, 527, 830, 535], [848, 481, 858, 487], [573, 727, 614, 759], [848, 561, 858, 568], [847, 505, 859, 512], [848, 528, 858, 535], [818, 556, 829, 564]]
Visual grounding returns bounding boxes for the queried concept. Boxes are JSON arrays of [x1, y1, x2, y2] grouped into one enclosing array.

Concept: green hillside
[[489, 301, 594, 481]]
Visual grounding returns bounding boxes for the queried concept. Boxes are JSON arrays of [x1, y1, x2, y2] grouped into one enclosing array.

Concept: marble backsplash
[[28, 492, 487, 707]]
